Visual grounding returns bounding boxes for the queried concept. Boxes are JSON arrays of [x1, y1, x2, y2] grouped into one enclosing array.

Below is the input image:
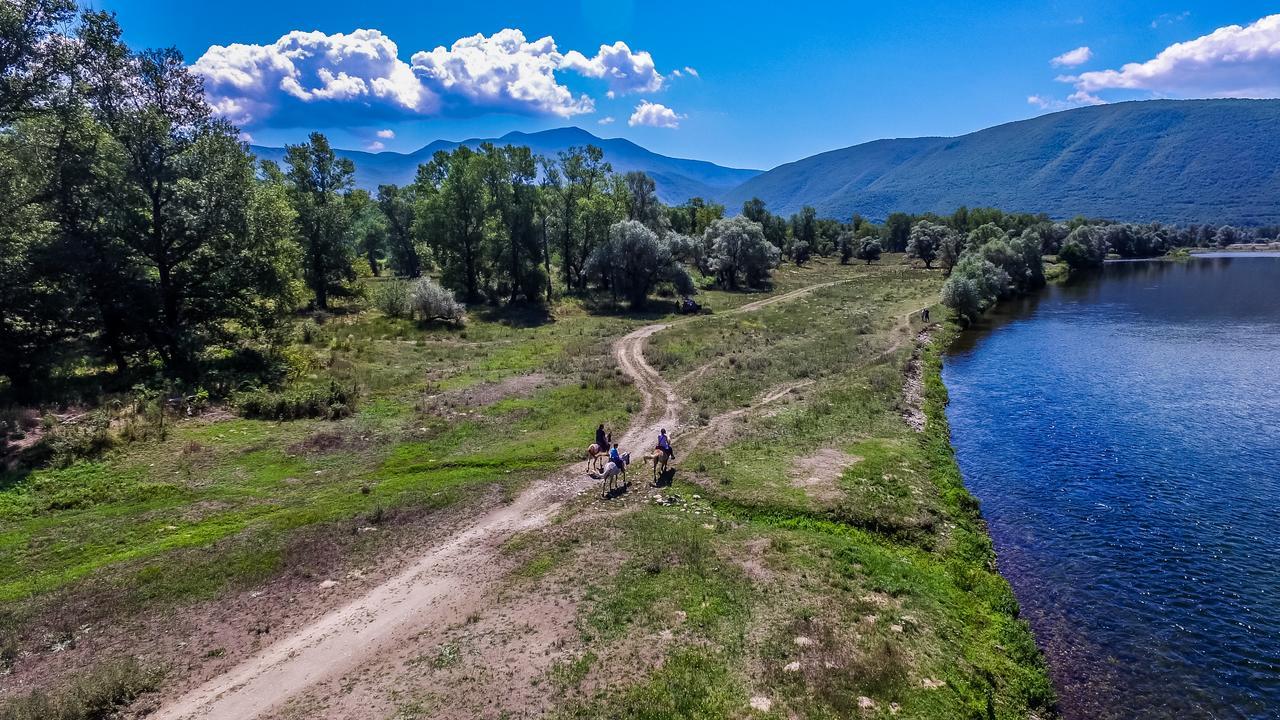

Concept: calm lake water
[[943, 255, 1280, 719]]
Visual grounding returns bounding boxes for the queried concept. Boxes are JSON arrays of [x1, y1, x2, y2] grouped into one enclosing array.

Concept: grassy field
[[0, 258, 1054, 719], [500, 260, 1056, 719]]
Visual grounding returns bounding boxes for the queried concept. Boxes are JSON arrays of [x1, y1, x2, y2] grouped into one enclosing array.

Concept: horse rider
[[657, 428, 674, 460], [608, 442, 625, 470], [595, 423, 608, 451]]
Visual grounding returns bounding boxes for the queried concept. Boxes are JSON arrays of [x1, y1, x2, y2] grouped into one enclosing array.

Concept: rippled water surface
[[943, 255, 1280, 719]]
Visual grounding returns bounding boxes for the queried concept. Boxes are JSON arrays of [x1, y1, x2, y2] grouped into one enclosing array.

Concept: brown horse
[[646, 448, 670, 484], [585, 443, 607, 473]]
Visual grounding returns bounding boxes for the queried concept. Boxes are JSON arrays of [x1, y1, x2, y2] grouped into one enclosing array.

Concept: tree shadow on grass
[[581, 295, 681, 321], [470, 302, 555, 329]]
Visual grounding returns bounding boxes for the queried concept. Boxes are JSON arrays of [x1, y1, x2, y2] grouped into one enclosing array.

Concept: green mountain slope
[[722, 99, 1280, 225]]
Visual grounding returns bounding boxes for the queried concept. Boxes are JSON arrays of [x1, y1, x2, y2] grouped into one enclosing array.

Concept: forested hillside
[[723, 100, 1280, 226]]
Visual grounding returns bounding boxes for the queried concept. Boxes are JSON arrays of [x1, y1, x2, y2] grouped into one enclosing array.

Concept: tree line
[[0, 0, 787, 398], [4, 1, 1272, 397]]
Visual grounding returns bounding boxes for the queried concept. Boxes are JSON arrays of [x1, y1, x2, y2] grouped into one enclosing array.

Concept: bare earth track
[[151, 277, 866, 720]]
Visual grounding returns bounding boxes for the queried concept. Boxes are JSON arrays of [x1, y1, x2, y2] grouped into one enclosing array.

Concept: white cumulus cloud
[[366, 140, 386, 151], [193, 29, 435, 127], [192, 27, 675, 127], [598, 115, 615, 125], [1051, 46, 1093, 67], [376, 128, 395, 138], [561, 41, 663, 96], [410, 29, 593, 117], [1062, 14, 1280, 99], [628, 100, 683, 128]]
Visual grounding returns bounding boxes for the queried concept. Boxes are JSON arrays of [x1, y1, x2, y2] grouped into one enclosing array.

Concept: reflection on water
[[943, 255, 1280, 720]]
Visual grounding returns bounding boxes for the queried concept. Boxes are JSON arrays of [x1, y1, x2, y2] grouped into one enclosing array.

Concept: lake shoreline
[[941, 256, 1280, 719], [925, 322, 1060, 717]]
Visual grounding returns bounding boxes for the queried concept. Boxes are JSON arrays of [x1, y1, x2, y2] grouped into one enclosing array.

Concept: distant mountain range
[[722, 99, 1280, 226], [251, 126, 761, 205], [252, 99, 1280, 226]]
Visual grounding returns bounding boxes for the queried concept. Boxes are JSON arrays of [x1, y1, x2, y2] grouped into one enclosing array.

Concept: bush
[[0, 657, 163, 720], [586, 221, 694, 308], [942, 253, 1009, 323], [408, 277, 465, 323], [704, 216, 781, 289], [855, 237, 882, 265], [42, 412, 114, 468], [370, 280, 412, 318], [234, 381, 358, 420]]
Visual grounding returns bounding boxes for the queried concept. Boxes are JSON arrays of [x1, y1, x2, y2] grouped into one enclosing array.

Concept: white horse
[[597, 452, 630, 497]]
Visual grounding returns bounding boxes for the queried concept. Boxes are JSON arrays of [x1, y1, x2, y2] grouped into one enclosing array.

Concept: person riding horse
[[608, 442, 625, 470], [657, 429, 674, 461], [595, 423, 608, 452]]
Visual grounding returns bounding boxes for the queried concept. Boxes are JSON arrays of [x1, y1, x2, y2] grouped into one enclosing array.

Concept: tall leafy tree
[[623, 171, 662, 232], [481, 143, 545, 303], [883, 212, 912, 252], [284, 132, 356, 310], [0, 0, 76, 118], [347, 188, 386, 276], [376, 184, 421, 278], [416, 146, 489, 302], [554, 144, 611, 291]]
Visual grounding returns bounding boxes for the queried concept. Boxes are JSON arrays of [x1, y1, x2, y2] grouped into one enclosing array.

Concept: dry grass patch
[[789, 448, 862, 503]]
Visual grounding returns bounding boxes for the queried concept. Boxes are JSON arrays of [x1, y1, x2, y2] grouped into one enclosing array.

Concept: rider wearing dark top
[[595, 424, 608, 450]]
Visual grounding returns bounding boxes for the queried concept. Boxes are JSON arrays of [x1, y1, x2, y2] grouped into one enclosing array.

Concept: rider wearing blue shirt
[[608, 443, 623, 469], [657, 429, 674, 460]]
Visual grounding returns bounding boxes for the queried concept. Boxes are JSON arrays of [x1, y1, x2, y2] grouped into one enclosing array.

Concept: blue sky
[[91, 0, 1280, 169]]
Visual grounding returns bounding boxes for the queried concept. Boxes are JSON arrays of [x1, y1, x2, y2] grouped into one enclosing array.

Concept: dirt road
[[151, 277, 853, 720]]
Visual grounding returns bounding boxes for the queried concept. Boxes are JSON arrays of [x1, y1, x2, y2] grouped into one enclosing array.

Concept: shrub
[[42, 412, 114, 467], [408, 277, 465, 323], [370, 280, 412, 318], [234, 381, 358, 420], [704, 216, 781, 289], [0, 657, 163, 720], [855, 237, 882, 265], [1059, 225, 1107, 271], [586, 221, 695, 308]]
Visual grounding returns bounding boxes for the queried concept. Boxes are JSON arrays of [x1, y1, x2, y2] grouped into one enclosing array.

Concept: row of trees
[[920, 215, 1269, 322], [5, 1, 1272, 394]]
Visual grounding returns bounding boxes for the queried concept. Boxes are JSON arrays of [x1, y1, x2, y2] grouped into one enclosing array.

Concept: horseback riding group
[[587, 423, 674, 496]]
